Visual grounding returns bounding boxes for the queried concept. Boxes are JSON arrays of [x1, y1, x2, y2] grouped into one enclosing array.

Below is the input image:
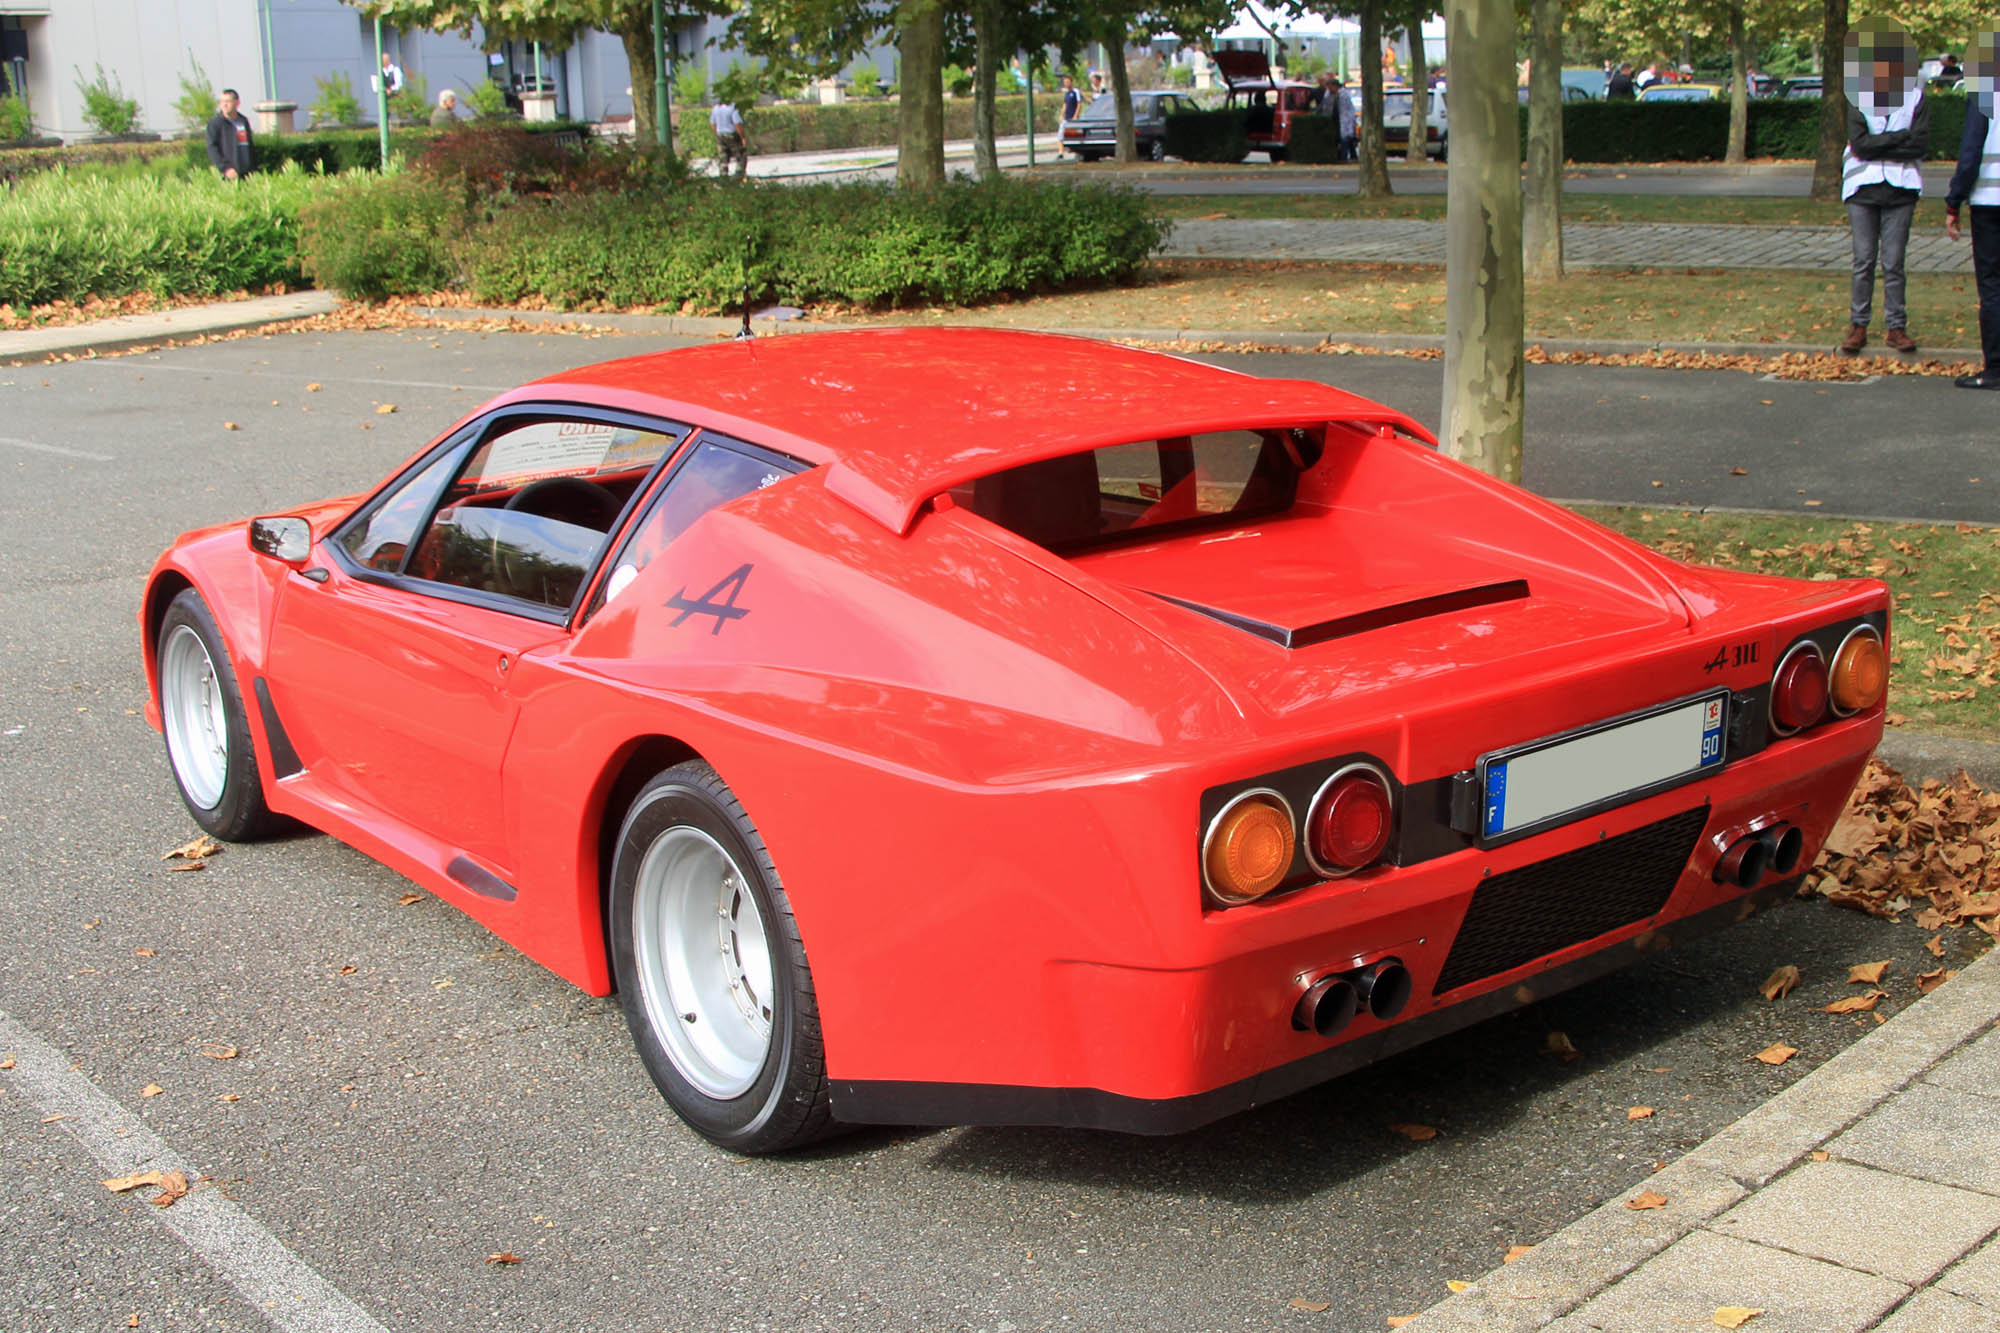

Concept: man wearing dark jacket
[[205, 88, 254, 180]]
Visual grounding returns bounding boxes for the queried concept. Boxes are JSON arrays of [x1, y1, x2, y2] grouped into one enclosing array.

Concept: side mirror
[[248, 516, 313, 566]]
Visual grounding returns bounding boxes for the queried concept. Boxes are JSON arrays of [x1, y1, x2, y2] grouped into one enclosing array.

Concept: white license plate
[[1480, 692, 1727, 841]]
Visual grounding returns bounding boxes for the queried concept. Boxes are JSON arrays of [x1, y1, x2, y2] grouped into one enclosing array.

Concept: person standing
[[1332, 76, 1357, 161], [204, 88, 254, 180], [431, 88, 459, 127], [1944, 49, 1999, 388], [1607, 63, 1636, 99], [379, 51, 404, 98], [1839, 30, 1929, 355], [710, 97, 749, 178], [1060, 73, 1081, 122]]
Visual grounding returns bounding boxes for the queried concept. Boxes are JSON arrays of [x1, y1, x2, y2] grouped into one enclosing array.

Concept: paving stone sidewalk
[[1164, 219, 1975, 273], [1407, 941, 2000, 1332]]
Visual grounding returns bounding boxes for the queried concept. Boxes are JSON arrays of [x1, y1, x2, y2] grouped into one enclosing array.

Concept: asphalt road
[[0, 328, 1975, 1332]]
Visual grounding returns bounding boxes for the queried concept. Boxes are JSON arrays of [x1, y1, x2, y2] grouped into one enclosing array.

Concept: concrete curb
[[0, 292, 338, 364], [1403, 943, 2000, 1331]]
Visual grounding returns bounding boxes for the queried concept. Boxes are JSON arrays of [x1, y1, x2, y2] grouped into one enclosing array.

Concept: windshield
[[957, 428, 1321, 553], [1079, 93, 1119, 119]]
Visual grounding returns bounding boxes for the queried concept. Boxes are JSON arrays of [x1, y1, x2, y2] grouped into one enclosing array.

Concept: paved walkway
[[1164, 218, 1976, 273]]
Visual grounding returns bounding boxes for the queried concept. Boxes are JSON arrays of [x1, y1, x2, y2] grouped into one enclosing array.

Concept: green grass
[[822, 259, 1985, 353], [1576, 507, 2000, 740], [1150, 192, 1960, 231]]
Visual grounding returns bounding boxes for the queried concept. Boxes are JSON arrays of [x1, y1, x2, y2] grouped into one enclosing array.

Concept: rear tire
[[156, 588, 282, 841], [609, 762, 835, 1153], [1148, 138, 1166, 162]]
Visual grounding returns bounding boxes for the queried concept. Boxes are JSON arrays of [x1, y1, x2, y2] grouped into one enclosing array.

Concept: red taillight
[[1307, 766, 1394, 875], [1769, 642, 1830, 735]]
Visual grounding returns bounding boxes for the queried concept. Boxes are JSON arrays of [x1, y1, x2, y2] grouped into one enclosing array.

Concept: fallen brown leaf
[[338, 964, 356, 976], [223, 421, 239, 431], [485, 1252, 521, 1265], [140, 1084, 163, 1098], [1926, 934, 1946, 958], [166, 861, 206, 873], [1824, 991, 1883, 1014], [0, 1055, 13, 1070], [216, 1094, 240, 1103], [164, 835, 221, 862], [397, 892, 422, 906], [134, 948, 155, 958], [1445, 1280, 1470, 1293], [1759, 965, 1801, 1001], [375, 403, 397, 414], [1713, 1307, 1765, 1329], [1811, 1150, 1830, 1161], [1388, 1123, 1438, 1142], [1626, 1190, 1668, 1210], [1730, 466, 1749, 476], [305, 382, 322, 392], [1628, 1106, 1655, 1120], [200, 1045, 239, 1060], [103, 1169, 187, 1206], [1289, 1297, 1331, 1311], [1543, 1031, 1582, 1062], [1753, 1043, 1798, 1065], [1847, 961, 1891, 985], [1917, 967, 1956, 995], [1386, 1318, 1418, 1329], [1503, 1245, 1533, 1264]]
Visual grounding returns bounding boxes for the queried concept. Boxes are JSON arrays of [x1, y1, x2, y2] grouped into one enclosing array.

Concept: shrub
[[674, 62, 709, 106], [173, 53, 216, 133], [411, 124, 684, 213], [1286, 115, 1342, 164], [1540, 92, 1969, 163], [676, 94, 1062, 159], [1163, 109, 1250, 163], [846, 63, 881, 99], [389, 71, 431, 124], [463, 177, 1169, 312], [296, 171, 458, 300], [75, 64, 143, 137], [1, 93, 30, 142], [311, 71, 364, 127], [466, 78, 511, 118], [175, 122, 590, 175], [0, 164, 317, 307]]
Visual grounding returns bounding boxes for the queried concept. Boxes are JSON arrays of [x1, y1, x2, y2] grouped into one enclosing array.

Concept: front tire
[[610, 762, 834, 1153], [156, 588, 281, 841]]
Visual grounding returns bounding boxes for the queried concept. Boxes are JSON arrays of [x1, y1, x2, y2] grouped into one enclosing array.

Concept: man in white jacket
[[1839, 22, 1929, 356], [1944, 33, 1999, 388]]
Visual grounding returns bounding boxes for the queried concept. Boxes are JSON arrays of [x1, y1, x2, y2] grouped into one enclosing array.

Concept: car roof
[[510, 328, 1429, 533]]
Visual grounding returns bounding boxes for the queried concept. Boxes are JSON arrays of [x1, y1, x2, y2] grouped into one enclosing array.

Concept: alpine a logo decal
[[666, 563, 753, 635]]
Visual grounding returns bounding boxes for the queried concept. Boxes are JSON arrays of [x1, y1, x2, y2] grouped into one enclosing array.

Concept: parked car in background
[[1782, 76, 1823, 98], [1519, 83, 1596, 104], [1061, 90, 1200, 162], [1383, 85, 1448, 159], [1638, 81, 1726, 102], [1561, 66, 1609, 100], [1212, 48, 1319, 161]]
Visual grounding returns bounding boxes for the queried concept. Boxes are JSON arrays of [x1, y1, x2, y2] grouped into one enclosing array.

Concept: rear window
[[959, 428, 1319, 552]]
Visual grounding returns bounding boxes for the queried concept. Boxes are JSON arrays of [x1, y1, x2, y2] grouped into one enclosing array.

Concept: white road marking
[[0, 1009, 390, 1333], [0, 435, 114, 461], [81, 362, 509, 393]]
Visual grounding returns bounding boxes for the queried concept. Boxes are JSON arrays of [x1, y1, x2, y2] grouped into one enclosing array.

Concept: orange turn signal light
[[1830, 626, 1887, 715], [1204, 792, 1296, 905]]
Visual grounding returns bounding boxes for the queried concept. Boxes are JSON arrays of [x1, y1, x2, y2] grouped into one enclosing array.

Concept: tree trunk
[[1440, 0, 1524, 483], [1523, 0, 1563, 279], [1725, 2, 1748, 164], [621, 27, 661, 153], [1358, 0, 1393, 196], [1105, 22, 1135, 162], [1810, 0, 1847, 200], [972, 0, 999, 179], [897, 0, 946, 188], [1406, 5, 1427, 161]]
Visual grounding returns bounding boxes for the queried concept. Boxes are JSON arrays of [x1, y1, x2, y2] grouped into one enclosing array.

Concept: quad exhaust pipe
[[1293, 958, 1413, 1037], [1714, 820, 1804, 889]]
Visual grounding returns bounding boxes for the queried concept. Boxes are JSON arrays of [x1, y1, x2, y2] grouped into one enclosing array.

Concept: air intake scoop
[[1145, 579, 1531, 649]]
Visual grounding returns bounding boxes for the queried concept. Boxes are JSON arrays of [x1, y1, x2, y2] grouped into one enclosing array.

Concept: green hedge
[[1537, 91, 1968, 163], [0, 166, 318, 308], [1286, 115, 1342, 164], [327, 176, 1170, 310], [675, 94, 1063, 159], [179, 122, 592, 175], [1163, 109, 1251, 163]]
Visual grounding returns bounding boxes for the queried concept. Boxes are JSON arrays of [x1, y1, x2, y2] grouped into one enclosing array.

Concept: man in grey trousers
[[1839, 25, 1929, 355]]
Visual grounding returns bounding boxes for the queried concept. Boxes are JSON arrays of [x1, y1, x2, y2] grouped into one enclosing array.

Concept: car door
[[263, 409, 686, 878]]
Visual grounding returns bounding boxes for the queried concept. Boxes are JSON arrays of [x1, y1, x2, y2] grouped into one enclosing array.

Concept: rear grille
[[1433, 806, 1709, 995]]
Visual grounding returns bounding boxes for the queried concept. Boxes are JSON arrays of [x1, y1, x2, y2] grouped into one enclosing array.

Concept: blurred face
[[1967, 32, 1998, 115], [1844, 22, 1915, 107], [218, 91, 238, 116]]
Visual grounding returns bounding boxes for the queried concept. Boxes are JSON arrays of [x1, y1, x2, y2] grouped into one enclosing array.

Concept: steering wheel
[[503, 475, 624, 531], [492, 476, 622, 604]]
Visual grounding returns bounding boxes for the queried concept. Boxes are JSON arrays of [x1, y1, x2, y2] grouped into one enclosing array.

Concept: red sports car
[[142, 329, 1890, 1153]]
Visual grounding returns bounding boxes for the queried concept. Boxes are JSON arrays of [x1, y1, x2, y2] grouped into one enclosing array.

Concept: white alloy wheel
[[160, 622, 230, 810], [631, 826, 776, 1099]]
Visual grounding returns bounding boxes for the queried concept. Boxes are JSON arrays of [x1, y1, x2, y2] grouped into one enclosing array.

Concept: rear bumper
[[826, 716, 1877, 1134]]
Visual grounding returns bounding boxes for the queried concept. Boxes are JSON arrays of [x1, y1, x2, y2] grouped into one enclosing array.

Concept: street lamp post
[[652, 0, 670, 149], [372, 16, 389, 166]]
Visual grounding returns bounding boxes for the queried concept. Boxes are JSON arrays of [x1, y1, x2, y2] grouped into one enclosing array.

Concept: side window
[[400, 418, 683, 611], [594, 438, 798, 610], [339, 446, 463, 573]]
